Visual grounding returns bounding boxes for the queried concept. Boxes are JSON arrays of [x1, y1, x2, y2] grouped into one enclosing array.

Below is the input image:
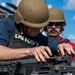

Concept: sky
[[0, 0, 75, 43]]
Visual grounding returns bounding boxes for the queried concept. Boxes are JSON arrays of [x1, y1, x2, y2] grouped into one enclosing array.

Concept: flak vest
[[8, 27, 49, 75], [8, 28, 48, 48]]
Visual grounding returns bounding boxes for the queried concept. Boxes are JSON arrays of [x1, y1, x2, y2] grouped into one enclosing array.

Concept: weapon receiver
[[0, 55, 75, 75]]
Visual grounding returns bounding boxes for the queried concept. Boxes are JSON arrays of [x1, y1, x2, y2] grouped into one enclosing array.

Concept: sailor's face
[[47, 22, 61, 37], [27, 27, 41, 37]]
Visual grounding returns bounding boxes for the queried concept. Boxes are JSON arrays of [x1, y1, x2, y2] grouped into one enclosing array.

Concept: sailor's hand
[[58, 43, 75, 56], [28, 46, 52, 62]]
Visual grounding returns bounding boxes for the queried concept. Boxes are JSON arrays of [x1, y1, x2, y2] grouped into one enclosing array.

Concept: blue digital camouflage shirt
[[0, 17, 15, 46]]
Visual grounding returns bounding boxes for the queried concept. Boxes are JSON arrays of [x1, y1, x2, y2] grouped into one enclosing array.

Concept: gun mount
[[0, 55, 75, 75]]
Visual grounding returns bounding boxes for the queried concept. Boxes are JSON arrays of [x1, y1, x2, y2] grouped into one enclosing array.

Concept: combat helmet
[[14, 0, 49, 28], [49, 8, 66, 25]]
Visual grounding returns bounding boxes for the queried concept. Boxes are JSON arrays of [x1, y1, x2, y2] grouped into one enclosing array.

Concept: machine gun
[[0, 55, 75, 75]]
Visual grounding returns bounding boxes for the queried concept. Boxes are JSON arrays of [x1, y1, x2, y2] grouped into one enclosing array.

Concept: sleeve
[[48, 37, 61, 56], [0, 17, 15, 46]]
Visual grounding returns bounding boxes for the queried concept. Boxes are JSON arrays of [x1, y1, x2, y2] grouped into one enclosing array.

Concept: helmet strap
[[20, 25, 23, 35]]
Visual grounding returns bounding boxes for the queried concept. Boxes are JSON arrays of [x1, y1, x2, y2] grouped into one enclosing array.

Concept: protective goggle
[[48, 22, 65, 26]]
